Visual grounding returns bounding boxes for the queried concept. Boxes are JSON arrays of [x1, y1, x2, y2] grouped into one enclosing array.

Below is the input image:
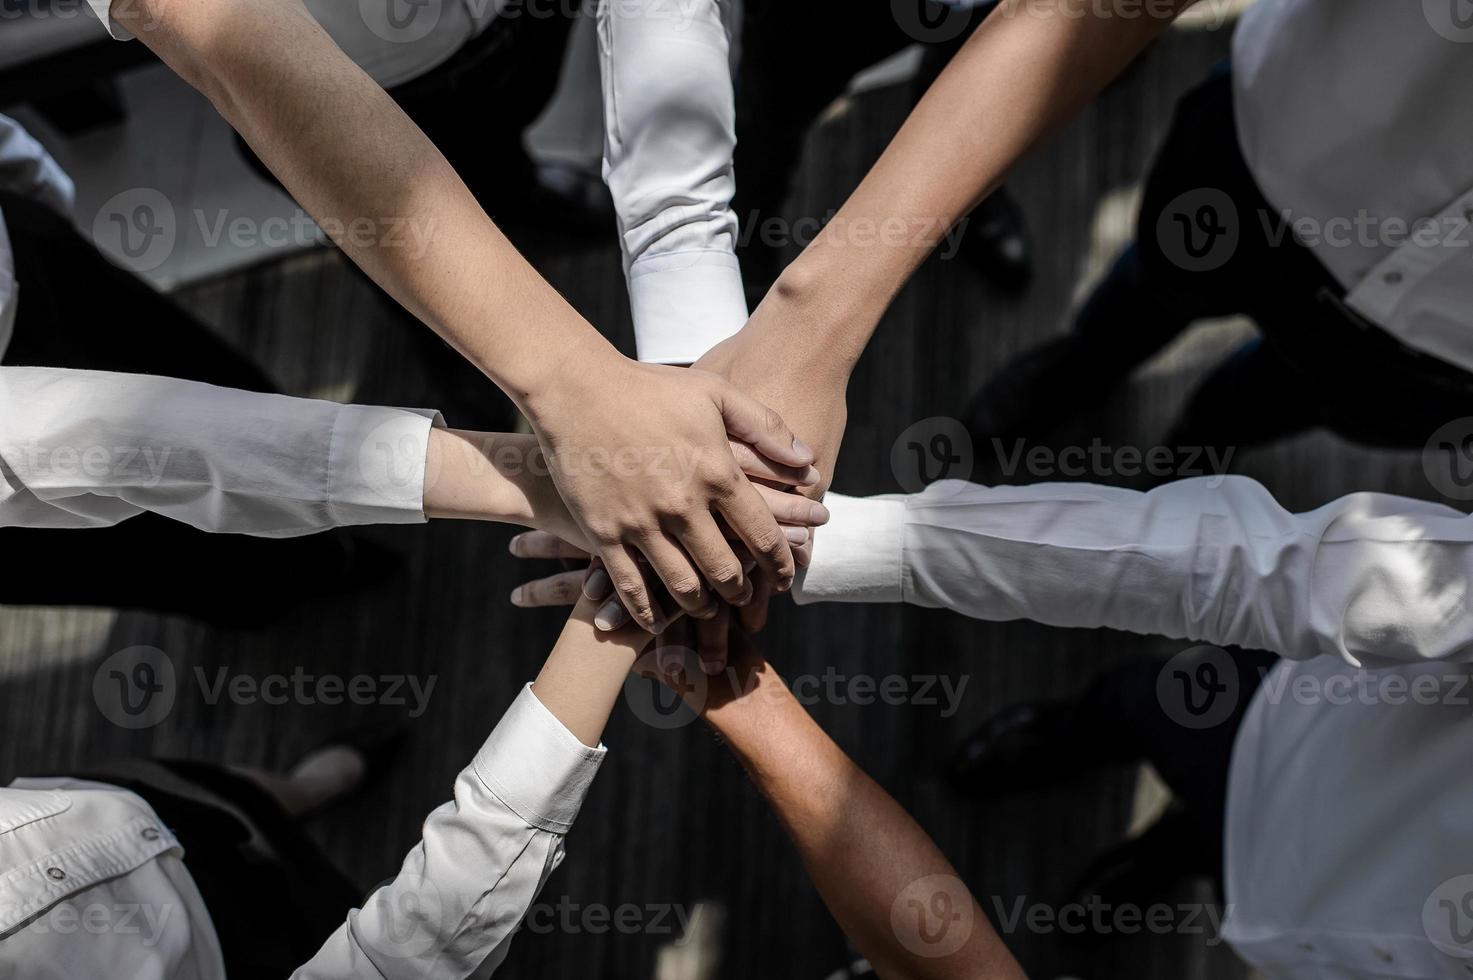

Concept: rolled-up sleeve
[[598, 0, 747, 364], [294, 684, 606, 979], [82, 0, 134, 39], [0, 367, 440, 536], [798, 477, 1473, 666]]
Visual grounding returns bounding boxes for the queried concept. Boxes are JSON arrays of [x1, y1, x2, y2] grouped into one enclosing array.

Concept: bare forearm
[[133, 0, 610, 404], [774, 0, 1190, 366], [533, 601, 649, 747], [705, 660, 1023, 980]]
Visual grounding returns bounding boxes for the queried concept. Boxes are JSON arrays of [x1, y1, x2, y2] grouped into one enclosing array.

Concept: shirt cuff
[[472, 684, 607, 834], [628, 251, 748, 364], [794, 492, 907, 605], [328, 405, 442, 526], [83, 0, 134, 39]]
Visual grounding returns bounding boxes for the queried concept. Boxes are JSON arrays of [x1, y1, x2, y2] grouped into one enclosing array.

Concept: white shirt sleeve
[[797, 476, 1473, 667], [597, 0, 747, 365], [0, 367, 440, 537], [293, 684, 605, 980]]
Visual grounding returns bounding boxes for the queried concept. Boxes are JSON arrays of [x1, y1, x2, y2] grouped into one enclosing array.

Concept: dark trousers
[[1076, 67, 1473, 453], [1076, 646, 1277, 876], [0, 191, 368, 624], [733, 1, 998, 271]]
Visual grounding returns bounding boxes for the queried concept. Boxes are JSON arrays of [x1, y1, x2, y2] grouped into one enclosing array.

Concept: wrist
[[423, 429, 539, 526], [517, 332, 624, 428], [761, 260, 881, 379]]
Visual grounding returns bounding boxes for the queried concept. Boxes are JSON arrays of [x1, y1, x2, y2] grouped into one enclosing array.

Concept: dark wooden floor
[[2, 20, 1456, 980]]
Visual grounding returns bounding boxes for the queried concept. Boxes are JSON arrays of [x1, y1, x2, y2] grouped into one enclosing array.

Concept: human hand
[[522, 346, 817, 632]]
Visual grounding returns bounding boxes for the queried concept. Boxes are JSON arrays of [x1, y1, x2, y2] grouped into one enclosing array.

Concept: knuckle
[[707, 562, 743, 589], [668, 575, 704, 600]]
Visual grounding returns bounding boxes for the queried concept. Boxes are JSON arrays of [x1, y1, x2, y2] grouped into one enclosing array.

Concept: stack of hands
[[495, 284, 859, 674]]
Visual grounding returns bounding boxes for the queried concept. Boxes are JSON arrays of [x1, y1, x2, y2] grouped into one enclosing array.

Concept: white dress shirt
[[0, 684, 606, 979], [1234, 0, 1473, 374], [798, 477, 1473, 976], [0, 112, 75, 354], [597, 0, 747, 364]]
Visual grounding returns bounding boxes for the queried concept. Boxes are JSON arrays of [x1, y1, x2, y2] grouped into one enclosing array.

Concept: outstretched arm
[[796, 477, 1473, 667], [88, 0, 816, 631], [695, 0, 1196, 490], [664, 633, 1024, 980], [294, 593, 652, 978]]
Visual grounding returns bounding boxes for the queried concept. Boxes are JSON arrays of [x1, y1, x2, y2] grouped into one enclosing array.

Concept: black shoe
[[961, 333, 1118, 448], [1060, 805, 1220, 944], [948, 700, 1120, 796], [960, 186, 1033, 291]]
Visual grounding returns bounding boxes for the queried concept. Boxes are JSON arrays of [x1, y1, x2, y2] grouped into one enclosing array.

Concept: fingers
[[729, 441, 819, 488], [510, 570, 585, 608], [635, 531, 721, 622], [671, 512, 752, 607], [695, 605, 730, 675], [717, 479, 796, 593], [598, 545, 663, 632], [738, 572, 773, 633], [712, 382, 813, 468], [508, 531, 591, 560], [754, 485, 830, 528]]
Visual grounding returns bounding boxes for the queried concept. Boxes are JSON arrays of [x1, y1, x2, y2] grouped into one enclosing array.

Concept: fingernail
[[799, 465, 820, 485], [583, 569, 612, 600], [791, 437, 813, 460], [507, 536, 524, 557], [700, 655, 724, 676], [809, 503, 830, 525], [510, 586, 525, 606], [651, 618, 668, 636], [775, 577, 793, 593], [659, 649, 682, 674], [734, 584, 754, 606], [595, 601, 627, 631], [783, 526, 809, 544]]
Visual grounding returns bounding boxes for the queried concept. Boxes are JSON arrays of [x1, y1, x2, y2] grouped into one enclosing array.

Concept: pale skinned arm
[[662, 633, 1025, 980], [695, 0, 1197, 489], [122, 0, 814, 631]]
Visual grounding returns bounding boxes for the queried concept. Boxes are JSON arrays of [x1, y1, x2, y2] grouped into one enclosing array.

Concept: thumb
[[712, 382, 814, 469]]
